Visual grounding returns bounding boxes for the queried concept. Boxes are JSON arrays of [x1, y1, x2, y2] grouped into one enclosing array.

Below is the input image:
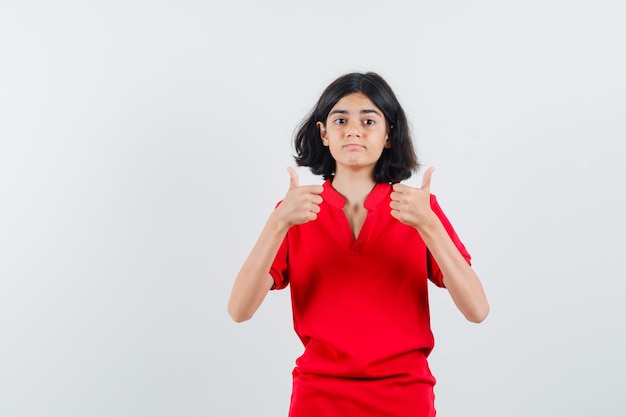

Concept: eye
[[363, 119, 376, 126], [333, 118, 346, 125]]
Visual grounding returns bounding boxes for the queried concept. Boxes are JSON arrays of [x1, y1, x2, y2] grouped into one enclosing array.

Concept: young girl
[[228, 72, 489, 416]]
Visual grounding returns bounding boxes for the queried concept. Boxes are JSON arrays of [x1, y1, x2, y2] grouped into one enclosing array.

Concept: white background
[[1, 1, 625, 416]]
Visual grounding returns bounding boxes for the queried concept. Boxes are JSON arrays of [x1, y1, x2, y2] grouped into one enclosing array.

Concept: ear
[[384, 125, 393, 149], [316, 121, 329, 146]]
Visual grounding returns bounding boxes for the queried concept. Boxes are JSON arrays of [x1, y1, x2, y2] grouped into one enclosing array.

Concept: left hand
[[390, 166, 436, 229]]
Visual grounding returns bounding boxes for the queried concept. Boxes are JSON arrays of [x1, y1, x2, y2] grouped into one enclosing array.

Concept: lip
[[343, 144, 365, 149]]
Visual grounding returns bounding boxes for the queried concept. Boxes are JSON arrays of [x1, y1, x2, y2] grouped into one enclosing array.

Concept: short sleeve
[[427, 194, 472, 288], [270, 234, 289, 290], [269, 201, 290, 290]]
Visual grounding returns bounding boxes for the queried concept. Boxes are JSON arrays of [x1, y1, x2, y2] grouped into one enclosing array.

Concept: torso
[[281, 179, 440, 377], [270, 179, 471, 416]]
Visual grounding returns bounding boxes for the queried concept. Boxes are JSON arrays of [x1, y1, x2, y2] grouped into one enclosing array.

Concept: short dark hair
[[294, 72, 419, 183]]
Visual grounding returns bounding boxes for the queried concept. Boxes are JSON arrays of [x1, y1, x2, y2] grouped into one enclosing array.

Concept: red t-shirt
[[270, 179, 471, 380]]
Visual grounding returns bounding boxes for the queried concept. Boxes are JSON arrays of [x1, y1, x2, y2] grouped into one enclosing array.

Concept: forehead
[[331, 92, 380, 112]]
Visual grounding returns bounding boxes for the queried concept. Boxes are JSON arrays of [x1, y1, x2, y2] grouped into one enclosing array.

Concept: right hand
[[274, 167, 323, 228]]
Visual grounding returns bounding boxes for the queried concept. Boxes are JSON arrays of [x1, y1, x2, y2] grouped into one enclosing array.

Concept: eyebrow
[[329, 108, 382, 117]]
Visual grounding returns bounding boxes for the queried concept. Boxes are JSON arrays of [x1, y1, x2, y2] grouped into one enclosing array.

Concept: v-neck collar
[[322, 179, 391, 210]]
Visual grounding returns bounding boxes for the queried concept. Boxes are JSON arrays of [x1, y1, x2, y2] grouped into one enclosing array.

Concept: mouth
[[343, 144, 364, 150]]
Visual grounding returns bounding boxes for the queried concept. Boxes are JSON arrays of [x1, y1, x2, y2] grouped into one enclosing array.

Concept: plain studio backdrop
[[1, 1, 625, 416]]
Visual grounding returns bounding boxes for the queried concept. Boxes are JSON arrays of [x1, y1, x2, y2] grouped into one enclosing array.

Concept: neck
[[331, 169, 376, 208]]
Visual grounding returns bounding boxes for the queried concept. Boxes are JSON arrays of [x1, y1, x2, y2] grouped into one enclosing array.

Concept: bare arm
[[413, 215, 489, 323], [227, 168, 323, 323], [390, 167, 489, 323], [227, 215, 289, 323]]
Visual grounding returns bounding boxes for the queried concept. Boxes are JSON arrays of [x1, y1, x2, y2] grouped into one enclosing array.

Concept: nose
[[346, 119, 362, 137]]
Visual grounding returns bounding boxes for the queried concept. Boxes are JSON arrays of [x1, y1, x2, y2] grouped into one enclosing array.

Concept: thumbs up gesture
[[390, 167, 436, 229], [274, 167, 324, 228]]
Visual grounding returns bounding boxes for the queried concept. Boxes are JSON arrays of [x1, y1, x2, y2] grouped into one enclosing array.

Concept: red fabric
[[270, 179, 471, 416]]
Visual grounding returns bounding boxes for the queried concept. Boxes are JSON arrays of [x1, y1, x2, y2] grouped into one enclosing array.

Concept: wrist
[[268, 208, 292, 235], [413, 211, 440, 233]]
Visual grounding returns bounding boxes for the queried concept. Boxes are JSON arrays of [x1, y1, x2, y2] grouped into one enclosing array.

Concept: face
[[317, 92, 390, 177]]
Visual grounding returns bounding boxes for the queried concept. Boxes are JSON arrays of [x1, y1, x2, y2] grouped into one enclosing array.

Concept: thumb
[[420, 166, 435, 193], [287, 166, 299, 190]]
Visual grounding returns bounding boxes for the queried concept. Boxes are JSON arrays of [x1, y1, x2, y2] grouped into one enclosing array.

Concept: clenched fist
[[274, 167, 324, 228], [390, 167, 437, 229]]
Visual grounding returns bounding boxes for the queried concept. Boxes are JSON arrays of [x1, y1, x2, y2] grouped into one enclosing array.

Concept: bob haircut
[[294, 72, 418, 183]]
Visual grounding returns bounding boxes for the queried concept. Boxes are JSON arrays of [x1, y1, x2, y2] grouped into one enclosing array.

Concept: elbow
[[230, 313, 251, 323], [466, 303, 489, 324], [227, 302, 253, 323]]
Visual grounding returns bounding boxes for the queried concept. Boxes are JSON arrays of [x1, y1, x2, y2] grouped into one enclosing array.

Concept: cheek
[[327, 142, 341, 156], [325, 125, 341, 136]]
